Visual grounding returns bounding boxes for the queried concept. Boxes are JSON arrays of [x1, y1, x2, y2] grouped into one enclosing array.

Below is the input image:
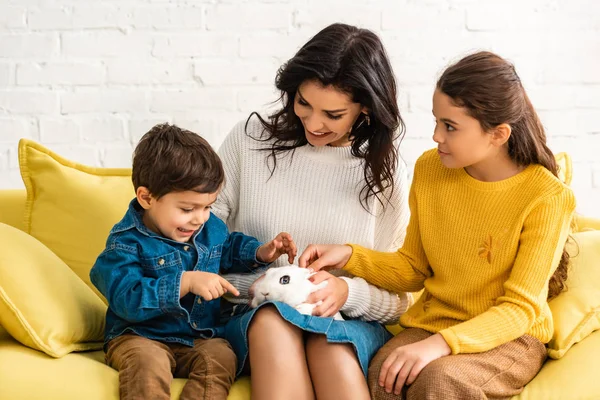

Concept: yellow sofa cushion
[[547, 230, 600, 358], [0, 223, 106, 357], [0, 327, 251, 400], [18, 139, 134, 300]]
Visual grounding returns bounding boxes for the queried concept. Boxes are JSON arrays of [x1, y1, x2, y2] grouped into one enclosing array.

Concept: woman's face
[[294, 79, 367, 147]]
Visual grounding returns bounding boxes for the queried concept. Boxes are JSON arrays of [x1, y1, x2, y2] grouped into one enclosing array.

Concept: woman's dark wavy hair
[[437, 51, 570, 301], [246, 23, 404, 209]]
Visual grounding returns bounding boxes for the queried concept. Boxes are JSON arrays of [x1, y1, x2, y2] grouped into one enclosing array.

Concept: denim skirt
[[218, 301, 392, 377]]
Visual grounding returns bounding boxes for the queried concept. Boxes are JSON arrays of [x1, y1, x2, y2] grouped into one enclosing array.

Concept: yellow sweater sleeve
[[439, 190, 576, 354], [344, 177, 430, 294]]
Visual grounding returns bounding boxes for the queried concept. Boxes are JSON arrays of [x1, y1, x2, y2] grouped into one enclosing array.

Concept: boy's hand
[[256, 232, 297, 264], [180, 271, 240, 301]]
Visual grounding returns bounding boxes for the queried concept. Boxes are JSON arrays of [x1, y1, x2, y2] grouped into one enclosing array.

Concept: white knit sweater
[[213, 116, 413, 325]]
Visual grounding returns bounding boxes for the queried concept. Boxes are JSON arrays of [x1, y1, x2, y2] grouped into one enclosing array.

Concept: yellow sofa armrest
[[0, 189, 26, 231], [575, 214, 600, 232]]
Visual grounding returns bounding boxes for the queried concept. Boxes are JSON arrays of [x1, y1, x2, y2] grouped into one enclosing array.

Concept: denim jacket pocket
[[209, 244, 223, 259], [140, 250, 182, 275]]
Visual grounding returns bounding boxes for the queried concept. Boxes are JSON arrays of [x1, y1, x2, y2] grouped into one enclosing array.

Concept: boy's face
[[137, 188, 219, 243]]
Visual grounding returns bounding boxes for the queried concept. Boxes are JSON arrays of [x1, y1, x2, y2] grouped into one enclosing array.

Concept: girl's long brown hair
[[437, 51, 568, 300]]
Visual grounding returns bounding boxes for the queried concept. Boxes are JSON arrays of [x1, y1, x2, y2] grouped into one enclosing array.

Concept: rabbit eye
[[279, 275, 290, 285]]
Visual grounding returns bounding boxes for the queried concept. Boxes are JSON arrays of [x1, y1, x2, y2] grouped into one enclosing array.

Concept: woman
[[213, 23, 412, 400]]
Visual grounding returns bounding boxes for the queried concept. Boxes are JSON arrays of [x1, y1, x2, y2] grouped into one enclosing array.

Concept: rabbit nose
[[261, 292, 269, 297]]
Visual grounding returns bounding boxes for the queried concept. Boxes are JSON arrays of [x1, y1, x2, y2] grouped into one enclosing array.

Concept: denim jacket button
[[192, 322, 198, 328], [197, 298, 202, 304], [183, 246, 190, 251], [158, 258, 165, 266]]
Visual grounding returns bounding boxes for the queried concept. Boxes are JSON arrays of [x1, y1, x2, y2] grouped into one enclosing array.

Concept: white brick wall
[[0, 0, 599, 217]]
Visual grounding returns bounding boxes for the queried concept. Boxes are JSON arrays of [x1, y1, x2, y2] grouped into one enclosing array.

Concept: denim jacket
[[90, 199, 266, 347]]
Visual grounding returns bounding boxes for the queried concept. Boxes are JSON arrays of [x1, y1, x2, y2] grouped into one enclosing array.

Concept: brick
[[39, 117, 80, 143], [71, 6, 126, 29], [577, 111, 600, 135], [0, 91, 58, 114], [593, 167, 600, 189], [0, 117, 36, 144], [49, 145, 99, 167], [0, 6, 27, 29], [0, 148, 8, 171], [383, 5, 464, 32], [171, 118, 217, 141], [576, 86, 600, 108], [547, 136, 596, 163], [150, 89, 236, 113], [570, 162, 593, 190], [399, 137, 435, 166], [107, 61, 192, 85], [526, 85, 577, 111], [0, 170, 25, 189], [538, 110, 579, 137], [193, 59, 279, 86], [206, 4, 291, 30], [28, 6, 125, 30], [0, 63, 11, 86], [16, 62, 105, 86], [236, 87, 280, 114], [27, 7, 73, 30], [80, 117, 125, 143], [100, 145, 134, 168], [61, 90, 147, 114], [131, 6, 204, 29], [128, 117, 172, 145], [402, 112, 435, 139], [240, 34, 305, 58], [62, 32, 153, 58], [0, 34, 58, 58], [408, 86, 435, 113], [294, 5, 381, 31], [152, 34, 238, 58]]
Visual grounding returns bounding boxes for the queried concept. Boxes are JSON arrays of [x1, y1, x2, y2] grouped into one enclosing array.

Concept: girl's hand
[[306, 271, 349, 317], [256, 232, 297, 264], [379, 334, 452, 395], [298, 244, 353, 271]]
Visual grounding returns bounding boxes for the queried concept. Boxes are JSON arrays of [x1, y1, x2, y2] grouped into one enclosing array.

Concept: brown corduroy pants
[[368, 328, 547, 400], [106, 334, 237, 400]]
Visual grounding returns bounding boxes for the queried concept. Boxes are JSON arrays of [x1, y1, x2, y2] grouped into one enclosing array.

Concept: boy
[[90, 123, 296, 400]]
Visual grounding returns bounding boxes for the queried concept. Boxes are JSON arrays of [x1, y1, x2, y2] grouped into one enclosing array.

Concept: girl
[[213, 23, 412, 400], [299, 51, 576, 399]]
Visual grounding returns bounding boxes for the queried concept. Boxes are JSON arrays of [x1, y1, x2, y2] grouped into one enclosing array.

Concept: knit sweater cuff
[[339, 276, 371, 315], [438, 328, 461, 355], [221, 273, 261, 302]]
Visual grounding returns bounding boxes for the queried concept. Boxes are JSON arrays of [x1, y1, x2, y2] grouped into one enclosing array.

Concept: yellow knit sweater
[[345, 149, 576, 354]]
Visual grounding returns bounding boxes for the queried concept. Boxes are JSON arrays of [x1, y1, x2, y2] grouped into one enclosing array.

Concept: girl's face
[[294, 79, 367, 147], [432, 89, 496, 170]]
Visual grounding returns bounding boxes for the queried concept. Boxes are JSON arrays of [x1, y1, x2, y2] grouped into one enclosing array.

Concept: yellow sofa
[[1, 145, 600, 399]]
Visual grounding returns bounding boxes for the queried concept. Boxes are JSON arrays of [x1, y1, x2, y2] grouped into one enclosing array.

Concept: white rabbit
[[250, 265, 344, 321]]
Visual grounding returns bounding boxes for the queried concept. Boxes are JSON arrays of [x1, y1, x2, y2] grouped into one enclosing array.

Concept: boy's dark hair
[[132, 123, 224, 198]]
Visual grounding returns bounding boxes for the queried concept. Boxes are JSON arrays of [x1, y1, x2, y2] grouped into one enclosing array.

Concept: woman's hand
[[379, 333, 452, 395], [256, 232, 297, 264], [298, 244, 353, 271], [306, 271, 349, 317]]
